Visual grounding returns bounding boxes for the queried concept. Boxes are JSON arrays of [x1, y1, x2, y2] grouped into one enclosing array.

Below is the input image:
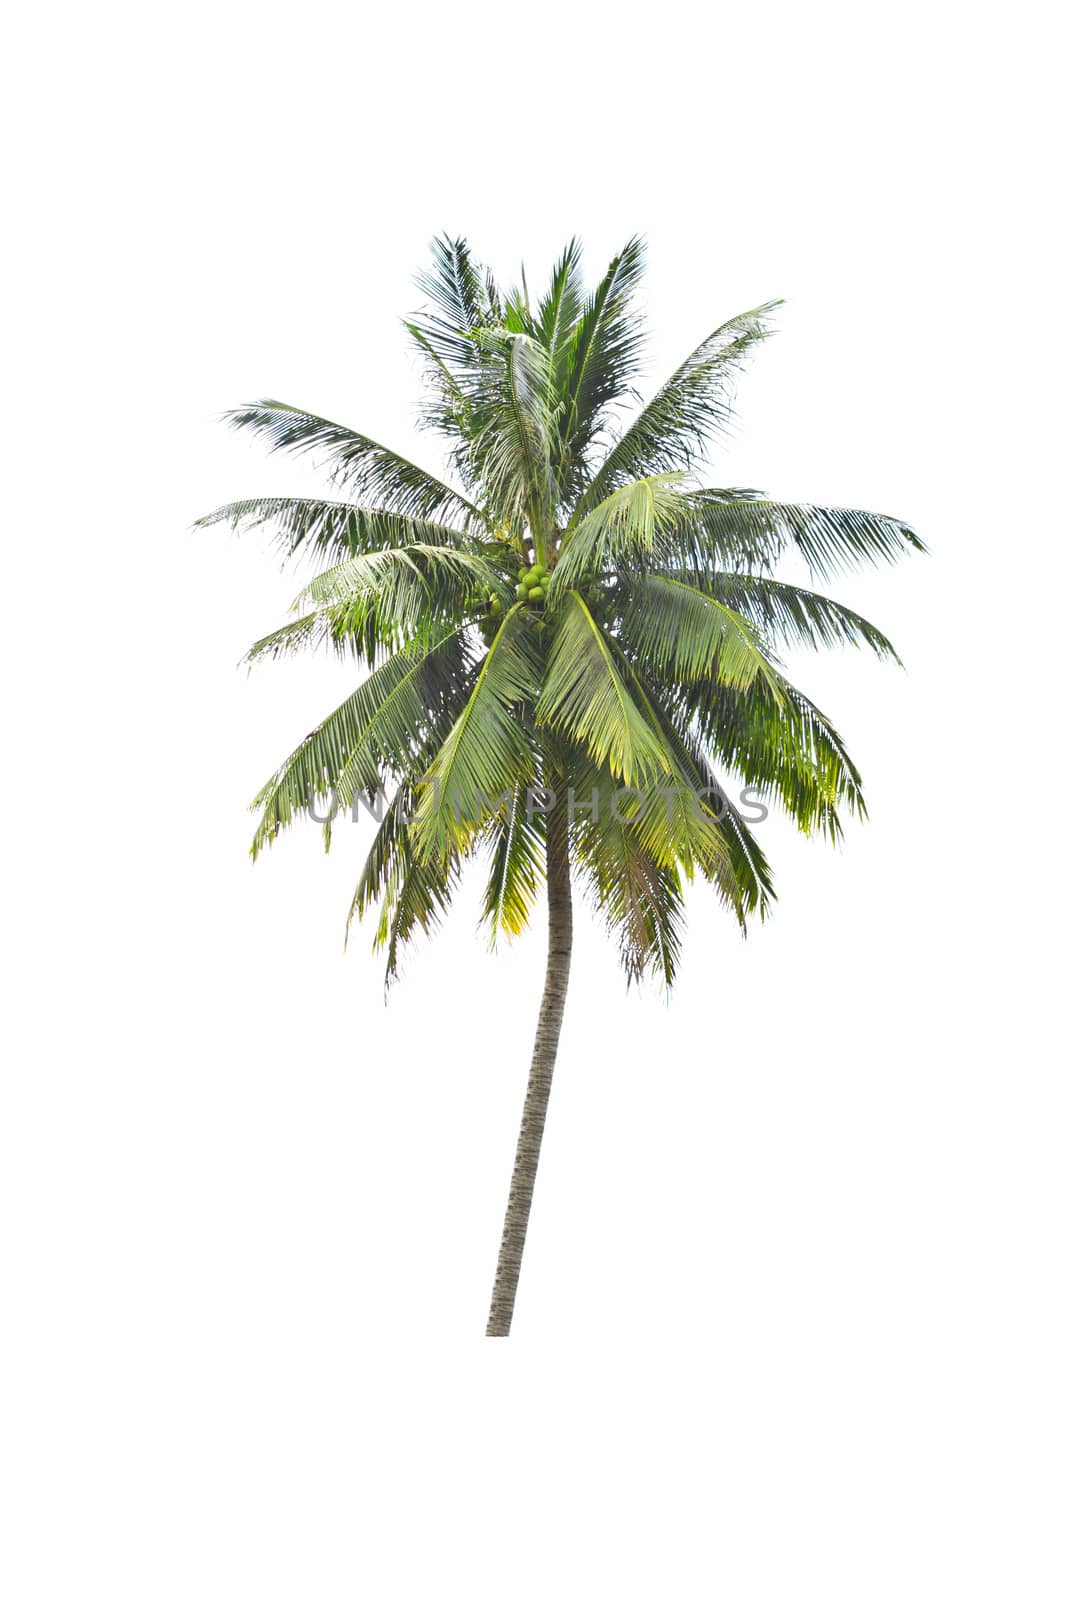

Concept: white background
[[3, 2, 1064, 1594]]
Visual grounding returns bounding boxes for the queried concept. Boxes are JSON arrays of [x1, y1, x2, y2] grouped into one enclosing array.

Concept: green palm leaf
[[463, 331, 559, 548], [194, 496, 473, 565], [574, 825, 685, 987], [704, 572, 901, 660], [241, 607, 354, 665], [480, 793, 546, 944], [633, 680, 775, 920], [578, 300, 781, 511], [672, 671, 866, 838], [284, 544, 502, 659], [619, 572, 785, 696], [346, 783, 462, 987], [552, 472, 689, 590], [606, 667, 744, 902], [558, 237, 646, 480], [413, 605, 541, 860], [678, 492, 925, 577], [224, 399, 480, 525], [537, 592, 670, 786], [249, 627, 469, 858], [409, 234, 496, 371], [534, 238, 585, 383]]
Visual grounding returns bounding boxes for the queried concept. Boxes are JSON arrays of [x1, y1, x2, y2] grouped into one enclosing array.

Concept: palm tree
[[199, 237, 923, 1336]]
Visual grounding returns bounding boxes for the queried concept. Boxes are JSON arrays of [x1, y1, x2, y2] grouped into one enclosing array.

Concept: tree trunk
[[485, 801, 572, 1336]]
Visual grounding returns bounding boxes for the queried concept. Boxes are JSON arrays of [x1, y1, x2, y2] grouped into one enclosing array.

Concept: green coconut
[[529, 586, 545, 601]]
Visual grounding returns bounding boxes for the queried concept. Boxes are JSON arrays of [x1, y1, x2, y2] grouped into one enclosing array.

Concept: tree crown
[[199, 236, 923, 985]]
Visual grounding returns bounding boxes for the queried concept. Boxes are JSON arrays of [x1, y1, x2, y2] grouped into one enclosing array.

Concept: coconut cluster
[[514, 561, 552, 605], [484, 560, 553, 620]]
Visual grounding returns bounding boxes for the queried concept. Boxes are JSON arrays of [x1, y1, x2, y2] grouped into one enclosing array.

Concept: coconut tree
[[199, 237, 923, 1336]]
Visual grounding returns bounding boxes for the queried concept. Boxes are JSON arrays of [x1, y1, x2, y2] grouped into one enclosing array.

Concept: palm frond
[[377, 846, 460, 987], [413, 605, 541, 860], [557, 237, 646, 481], [405, 235, 502, 455], [552, 472, 689, 590], [480, 793, 546, 944], [677, 493, 925, 578], [241, 607, 354, 666], [224, 400, 479, 525], [633, 678, 775, 920], [294, 543, 501, 608], [537, 592, 670, 786], [409, 235, 496, 370], [702, 573, 901, 660], [194, 496, 472, 566], [346, 782, 413, 941], [286, 544, 502, 659], [249, 628, 469, 858], [463, 330, 559, 545], [618, 573, 785, 696], [346, 782, 462, 988], [672, 672, 866, 839], [574, 825, 685, 987], [562, 731, 730, 899], [534, 238, 585, 383], [605, 667, 745, 907], [578, 300, 781, 511]]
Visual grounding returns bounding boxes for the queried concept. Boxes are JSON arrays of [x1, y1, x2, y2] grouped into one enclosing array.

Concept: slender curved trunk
[[486, 801, 572, 1336]]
